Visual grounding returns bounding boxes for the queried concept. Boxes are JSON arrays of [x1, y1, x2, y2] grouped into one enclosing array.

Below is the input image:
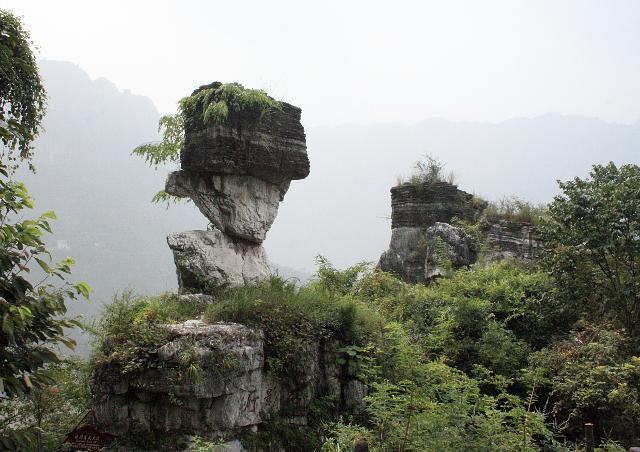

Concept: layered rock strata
[[380, 181, 542, 282], [93, 320, 365, 440], [181, 84, 309, 185], [165, 83, 309, 291], [390, 181, 485, 229], [380, 182, 484, 282], [482, 219, 540, 262]]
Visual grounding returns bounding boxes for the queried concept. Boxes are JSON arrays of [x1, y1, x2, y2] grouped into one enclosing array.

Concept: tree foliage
[[539, 162, 640, 336], [0, 9, 47, 170]]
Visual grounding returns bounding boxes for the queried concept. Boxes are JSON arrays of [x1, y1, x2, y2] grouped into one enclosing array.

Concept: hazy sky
[[5, 0, 640, 126]]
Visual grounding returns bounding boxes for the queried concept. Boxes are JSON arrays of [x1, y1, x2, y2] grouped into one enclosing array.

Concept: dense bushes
[[531, 323, 640, 445], [0, 359, 91, 452], [205, 269, 385, 380]]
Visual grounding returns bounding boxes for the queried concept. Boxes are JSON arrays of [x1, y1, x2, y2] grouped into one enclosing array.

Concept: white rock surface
[[166, 171, 288, 243], [167, 230, 270, 291]]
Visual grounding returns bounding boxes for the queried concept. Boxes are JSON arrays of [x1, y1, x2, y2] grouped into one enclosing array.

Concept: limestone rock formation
[[93, 320, 365, 440], [390, 181, 485, 229], [424, 222, 476, 279], [165, 83, 309, 291], [167, 230, 270, 291], [380, 180, 542, 282], [380, 182, 483, 282], [482, 219, 540, 262], [166, 171, 287, 243], [380, 223, 476, 283], [181, 84, 309, 185], [93, 321, 264, 437]]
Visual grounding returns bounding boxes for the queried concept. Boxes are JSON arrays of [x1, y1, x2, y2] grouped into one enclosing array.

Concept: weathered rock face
[[181, 86, 309, 186], [482, 220, 540, 262], [167, 230, 270, 291], [93, 320, 365, 440], [380, 181, 483, 282], [424, 222, 476, 279], [390, 182, 485, 229], [166, 171, 288, 243], [165, 83, 309, 290], [93, 321, 264, 437], [379, 227, 428, 284], [379, 223, 476, 283]]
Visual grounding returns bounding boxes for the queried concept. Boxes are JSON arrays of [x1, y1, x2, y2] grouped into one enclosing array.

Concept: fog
[[5, 1, 640, 126]]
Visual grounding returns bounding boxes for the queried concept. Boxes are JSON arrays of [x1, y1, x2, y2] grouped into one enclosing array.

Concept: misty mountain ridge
[[18, 60, 640, 353]]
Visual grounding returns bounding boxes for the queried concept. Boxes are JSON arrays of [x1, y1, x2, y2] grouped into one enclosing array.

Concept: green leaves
[[0, 165, 88, 411], [131, 112, 184, 168], [539, 162, 640, 336], [0, 9, 47, 167]]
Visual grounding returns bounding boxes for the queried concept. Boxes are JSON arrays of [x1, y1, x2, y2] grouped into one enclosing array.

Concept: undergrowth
[[204, 272, 385, 381], [482, 196, 547, 225]]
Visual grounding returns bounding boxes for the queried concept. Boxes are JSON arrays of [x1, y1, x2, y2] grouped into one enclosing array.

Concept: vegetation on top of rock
[[482, 196, 548, 225], [396, 154, 457, 186], [180, 82, 282, 129], [92, 291, 200, 372], [204, 265, 385, 381]]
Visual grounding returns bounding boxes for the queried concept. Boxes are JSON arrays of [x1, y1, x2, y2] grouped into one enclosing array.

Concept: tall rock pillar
[[166, 83, 309, 291]]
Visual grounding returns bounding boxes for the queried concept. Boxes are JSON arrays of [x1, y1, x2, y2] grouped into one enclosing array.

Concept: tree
[[0, 9, 90, 450], [0, 9, 47, 170], [539, 162, 640, 336]]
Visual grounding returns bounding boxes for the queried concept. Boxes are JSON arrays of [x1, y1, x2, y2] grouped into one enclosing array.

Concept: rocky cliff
[[92, 85, 369, 449], [93, 320, 364, 442], [379, 182, 484, 283], [379, 181, 540, 282], [482, 219, 540, 262]]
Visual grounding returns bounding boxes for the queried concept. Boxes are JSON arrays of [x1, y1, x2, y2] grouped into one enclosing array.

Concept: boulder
[[166, 171, 287, 243], [167, 230, 270, 291], [424, 222, 476, 279], [181, 84, 309, 186], [92, 320, 366, 441], [92, 321, 265, 437], [379, 227, 430, 283]]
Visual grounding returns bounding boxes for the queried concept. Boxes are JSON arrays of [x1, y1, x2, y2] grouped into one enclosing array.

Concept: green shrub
[[482, 196, 547, 225], [402, 262, 564, 382], [204, 275, 385, 381], [92, 291, 204, 372], [530, 323, 640, 447], [397, 154, 456, 186], [323, 360, 559, 452], [180, 82, 281, 128]]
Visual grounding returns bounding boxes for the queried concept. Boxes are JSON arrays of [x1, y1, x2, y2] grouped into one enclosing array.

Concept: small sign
[[65, 425, 114, 451]]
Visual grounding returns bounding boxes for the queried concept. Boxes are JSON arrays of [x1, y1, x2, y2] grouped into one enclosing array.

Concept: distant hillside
[[17, 61, 204, 352], [18, 61, 640, 353]]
